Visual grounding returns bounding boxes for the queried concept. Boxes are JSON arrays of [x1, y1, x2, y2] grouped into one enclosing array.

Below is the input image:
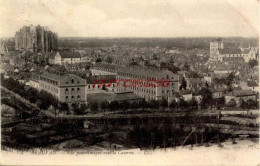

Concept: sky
[[0, 0, 259, 38]]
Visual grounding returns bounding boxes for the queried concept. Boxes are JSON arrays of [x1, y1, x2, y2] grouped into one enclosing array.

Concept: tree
[[189, 99, 198, 110], [149, 99, 159, 109], [60, 102, 69, 111], [71, 103, 80, 114], [226, 73, 235, 87], [101, 101, 109, 114], [169, 100, 177, 109], [183, 62, 190, 71], [79, 103, 87, 114], [160, 98, 168, 110], [246, 99, 257, 109], [168, 65, 180, 73], [240, 99, 247, 109], [187, 71, 199, 78], [179, 98, 188, 108], [248, 59, 258, 68], [130, 101, 140, 109], [90, 102, 99, 113], [160, 62, 167, 70], [96, 58, 102, 63], [180, 77, 187, 90], [228, 99, 236, 108], [121, 100, 130, 113], [38, 100, 50, 110], [199, 88, 213, 109], [109, 101, 119, 111], [106, 56, 113, 63]]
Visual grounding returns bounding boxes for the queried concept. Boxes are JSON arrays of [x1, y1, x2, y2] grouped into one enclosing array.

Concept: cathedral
[[209, 38, 258, 62], [15, 25, 58, 52]]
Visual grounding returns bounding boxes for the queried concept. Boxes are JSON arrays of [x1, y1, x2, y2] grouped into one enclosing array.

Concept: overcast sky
[[0, 0, 258, 38]]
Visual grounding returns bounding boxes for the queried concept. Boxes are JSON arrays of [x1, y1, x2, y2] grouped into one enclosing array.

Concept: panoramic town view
[[0, 0, 259, 165]]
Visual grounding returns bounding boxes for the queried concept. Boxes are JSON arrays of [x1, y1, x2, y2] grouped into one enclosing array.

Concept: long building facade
[[15, 25, 58, 52], [116, 67, 179, 101]]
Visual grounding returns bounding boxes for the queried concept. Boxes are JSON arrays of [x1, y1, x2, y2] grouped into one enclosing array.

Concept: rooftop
[[225, 90, 256, 97], [58, 51, 81, 58], [219, 48, 242, 54]]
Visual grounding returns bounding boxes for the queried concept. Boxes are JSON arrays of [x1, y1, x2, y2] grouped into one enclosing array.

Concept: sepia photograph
[[0, 0, 259, 165]]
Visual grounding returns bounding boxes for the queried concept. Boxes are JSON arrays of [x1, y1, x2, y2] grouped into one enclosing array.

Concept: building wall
[[116, 70, 179, 101], [90, 68, 116, 76], [38, 74, 86, 106], [29, 80, 40, 90], [225, 95, 257, 107]]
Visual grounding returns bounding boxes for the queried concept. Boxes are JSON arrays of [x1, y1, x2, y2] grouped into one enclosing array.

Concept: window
[[71, 96, 75, 100], [77, 95, 80, 99], [71, 79, 74, 84], [77, 88, 80, 91], [66, 81, 68, 84]]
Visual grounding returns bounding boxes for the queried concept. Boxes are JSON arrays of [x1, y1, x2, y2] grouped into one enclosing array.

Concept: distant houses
[[48, 51, 89, 65]]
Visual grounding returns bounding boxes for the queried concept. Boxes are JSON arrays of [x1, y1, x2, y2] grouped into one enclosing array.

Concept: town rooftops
[[85, 75, 116, 84], [212, 38, 222, 42], [40, 72, 69, 82], [40, 72, 86, 85], [92, 62, 118, 71], [46, 52, 58, 59], [30, 73, 40, 82], [179, 89, 192, 95], [209, 87, 226, 93], [177, 70, 187, 75], [188, 78, 204, 85], [225, 90, 256, 97], [117, 66, 179, 80], [247, 80, 259, 87], [241, 49, 251, 54], [219, 48, 242, 54], [58, 51, 81, 58]]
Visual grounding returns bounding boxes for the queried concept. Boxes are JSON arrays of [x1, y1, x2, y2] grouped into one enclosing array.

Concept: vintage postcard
[[0, 0, 259, 165]]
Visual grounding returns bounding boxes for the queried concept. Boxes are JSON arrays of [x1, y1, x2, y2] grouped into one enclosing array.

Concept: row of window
[[40, 83, 58, 93], [65, 87, 81, 93], [87, 84, 116, 89], [65, 95, 81, 101]]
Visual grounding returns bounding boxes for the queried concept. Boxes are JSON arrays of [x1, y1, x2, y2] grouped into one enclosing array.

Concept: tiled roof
[[209, 87, 226, 93], [179, 89, 192, 95], [46, 52, 57, 59], [40, 72, 69, 81], [59, 51, 81, 58], [188, 78, 203, 85], [177, 70, 187, 75], [226, 90, 256, 97], [242, 49, 250, 54], [92, 62, 118, 71], [118, 67, 179, 80], [30, 73, 40, 82], [219, 48, 242, 54], [85, 75, 116, 84], [247, 80, 258, 87]]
